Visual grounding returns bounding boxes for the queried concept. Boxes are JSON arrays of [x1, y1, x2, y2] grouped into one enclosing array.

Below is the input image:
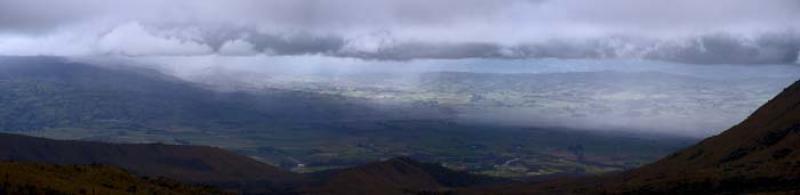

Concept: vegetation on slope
[[303, 157, 508, 195], [614, 79, 800, 194], [474, 79, 800, 194], [0, 132, 302, 194], [0, 161, 222, 195]]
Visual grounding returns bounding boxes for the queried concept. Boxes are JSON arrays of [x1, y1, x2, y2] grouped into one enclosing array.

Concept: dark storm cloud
[[645, 33, 800, 64], [1, 0, 799, 64], [0, 1, 84, 33], [349, 42, 504, 60], [504, 33, 800, 64], [246, 33, 346, 56]]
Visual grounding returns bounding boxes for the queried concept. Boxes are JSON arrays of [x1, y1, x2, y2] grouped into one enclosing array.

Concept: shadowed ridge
[[611, 79, 800, 193], [303, 157, 443, 195], [0, 132, 303, 194], [473, 79, 800, 194], [303, 157, 509, 195], [632, 80, 800, 169], [0, 161, 225, 195]]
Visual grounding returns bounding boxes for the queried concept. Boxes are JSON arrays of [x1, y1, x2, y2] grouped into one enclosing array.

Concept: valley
[[0, 56, 697, 179], [3, 1, 800, 194], [22, 120, 692, 178]]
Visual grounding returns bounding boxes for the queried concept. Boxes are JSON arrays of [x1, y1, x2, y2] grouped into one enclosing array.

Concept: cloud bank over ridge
[[1, 0, 799, 64]]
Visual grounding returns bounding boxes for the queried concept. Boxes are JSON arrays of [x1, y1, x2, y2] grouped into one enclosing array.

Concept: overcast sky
[[1, 0, 799, 64]]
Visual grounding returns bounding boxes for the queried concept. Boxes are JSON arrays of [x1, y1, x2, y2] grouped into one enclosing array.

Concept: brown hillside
[[303, 157, 444, 195], [474, 79, 800, 194], [614, 79, 800, 193], [0, 133, 302, 193], [0, 161, 223, 195], [302, 157, 508, 195]]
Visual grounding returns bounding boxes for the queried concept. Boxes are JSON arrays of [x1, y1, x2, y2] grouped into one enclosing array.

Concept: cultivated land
[[0, 56, 695, 179]]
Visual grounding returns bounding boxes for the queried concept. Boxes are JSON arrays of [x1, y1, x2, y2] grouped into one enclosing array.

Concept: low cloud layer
[[1, 0, 800, 64]]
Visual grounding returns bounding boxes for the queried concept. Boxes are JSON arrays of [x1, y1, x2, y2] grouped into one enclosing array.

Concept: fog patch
[[86, 56, 800, 137]]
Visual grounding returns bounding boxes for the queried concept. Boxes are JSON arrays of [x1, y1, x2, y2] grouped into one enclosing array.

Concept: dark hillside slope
[[0, 162, 222, 195], [0, 133, 512, 194], [614, 79, 800, 193], [483, 79, 800, 194], [303, 157, 508, 195], [0, 132, 302, 193]]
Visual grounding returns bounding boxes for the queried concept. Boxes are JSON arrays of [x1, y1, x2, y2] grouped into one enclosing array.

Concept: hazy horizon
[[2, 0, 800, 137], [59, 55, 798, 137]]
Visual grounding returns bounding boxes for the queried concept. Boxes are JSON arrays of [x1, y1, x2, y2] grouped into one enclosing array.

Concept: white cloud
[[0, 0, 798, 63], [96, 23, 212, 56], [218, 39, 258, 56]]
